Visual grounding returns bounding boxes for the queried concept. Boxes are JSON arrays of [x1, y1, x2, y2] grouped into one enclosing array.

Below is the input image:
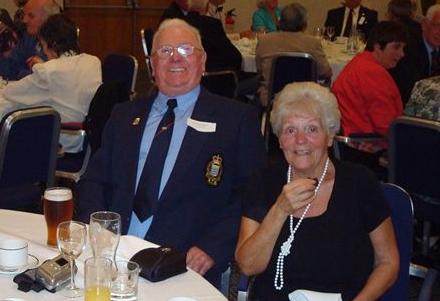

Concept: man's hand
[[186, 246, 215, 275]]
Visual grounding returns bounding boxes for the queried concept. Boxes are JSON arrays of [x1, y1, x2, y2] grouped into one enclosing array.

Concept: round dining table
[[0, 209, 227, 301], [231, 37, 359, 83]]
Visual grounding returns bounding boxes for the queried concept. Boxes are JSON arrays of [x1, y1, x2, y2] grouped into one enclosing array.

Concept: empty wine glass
[[57, 220, 87, 298], [89, 211, 121, 266], [325, 26, 335, 41]]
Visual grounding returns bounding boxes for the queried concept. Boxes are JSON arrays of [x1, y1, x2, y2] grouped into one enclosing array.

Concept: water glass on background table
[[44, 187, 74, 246], [89, 211, 121, 265], [85, 257, 112, 301], [111, 260, 139, 301], [325, 26, 335, 41], [57, 220, 87, 298]]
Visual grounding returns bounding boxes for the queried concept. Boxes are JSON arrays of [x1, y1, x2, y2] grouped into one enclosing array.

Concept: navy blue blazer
[[324, 6, 378, 39], [76, 87, 266, 284]]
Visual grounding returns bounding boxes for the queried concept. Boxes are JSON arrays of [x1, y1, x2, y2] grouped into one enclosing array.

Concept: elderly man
[[0, 0, 60, 80], [391, 4, 440, 104], [325, 0, 378, 39], [256, 3, 332, 107], [76, 18, 266, 287]]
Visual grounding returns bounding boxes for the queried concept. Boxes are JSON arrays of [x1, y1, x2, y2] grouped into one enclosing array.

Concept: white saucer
[[0, 254, 39, 275]]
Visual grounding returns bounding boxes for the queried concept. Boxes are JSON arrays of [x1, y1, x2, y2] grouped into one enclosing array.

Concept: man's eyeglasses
[[152, 44, 202, 59]]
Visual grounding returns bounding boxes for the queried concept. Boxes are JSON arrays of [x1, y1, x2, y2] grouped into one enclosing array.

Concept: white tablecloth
[[231, 37, 357, 83], [0, 209, 227, 301]]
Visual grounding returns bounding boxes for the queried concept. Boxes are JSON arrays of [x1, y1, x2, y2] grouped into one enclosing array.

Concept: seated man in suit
[[0, 0, 60, 80], [76, 18, 266, 288], [256, 3, 332, 107], [324, 0, 378, 40], [390, 4, 440, 105]]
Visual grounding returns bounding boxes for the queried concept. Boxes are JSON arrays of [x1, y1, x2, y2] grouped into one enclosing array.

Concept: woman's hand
[[275, 178, 317, 216], [26, 56, 44, 69]]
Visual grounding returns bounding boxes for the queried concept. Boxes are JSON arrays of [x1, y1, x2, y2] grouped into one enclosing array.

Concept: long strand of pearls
[[273, 157, 330, 290]]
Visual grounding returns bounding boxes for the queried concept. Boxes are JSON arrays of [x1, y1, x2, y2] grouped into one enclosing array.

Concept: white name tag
[[187, 118, 216, 132], [358, 16, 366, 25]]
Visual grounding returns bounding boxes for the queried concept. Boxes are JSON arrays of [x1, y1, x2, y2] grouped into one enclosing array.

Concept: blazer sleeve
[[194, 105, 266, 272], [75, 104, 120, 223]]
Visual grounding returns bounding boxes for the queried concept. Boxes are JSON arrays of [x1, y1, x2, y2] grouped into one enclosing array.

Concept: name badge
[[187, 118, 216, 132], [358, 15, 366, 25]]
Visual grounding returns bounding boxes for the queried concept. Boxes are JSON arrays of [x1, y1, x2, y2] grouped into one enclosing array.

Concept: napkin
[[288, 289, 342, 301]]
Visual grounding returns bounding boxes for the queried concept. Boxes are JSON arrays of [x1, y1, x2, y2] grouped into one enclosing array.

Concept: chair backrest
[[388, 116, 440, 206], [140, 28, 154, 82], [102, 53, 138, 96], [0, 106, 60, 188], [264, 52, 318, 151], [267, 52, 318, 102], [85, 81, 131, 155], [380, 183, 414, 301], [201, 70, 239, 99]]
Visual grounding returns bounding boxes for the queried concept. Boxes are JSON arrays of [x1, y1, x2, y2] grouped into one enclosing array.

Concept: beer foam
[[44, 188, 72, 201]]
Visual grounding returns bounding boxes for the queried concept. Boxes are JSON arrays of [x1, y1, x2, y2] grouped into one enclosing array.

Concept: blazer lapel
[[124, 93, 156, 193], [159, 88, 216, 202]]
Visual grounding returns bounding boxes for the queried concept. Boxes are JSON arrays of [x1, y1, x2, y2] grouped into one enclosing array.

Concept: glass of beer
[[43, 187, 74, 246]]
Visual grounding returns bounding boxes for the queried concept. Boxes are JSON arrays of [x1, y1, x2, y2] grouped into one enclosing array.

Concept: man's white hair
[[152, 18, 204, 52]]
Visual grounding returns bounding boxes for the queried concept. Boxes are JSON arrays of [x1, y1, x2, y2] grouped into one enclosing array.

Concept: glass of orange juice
[[84, 257, 112, 301]]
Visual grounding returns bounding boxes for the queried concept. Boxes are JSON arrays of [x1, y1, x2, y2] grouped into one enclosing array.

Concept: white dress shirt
[[340, 6, 360, 37]]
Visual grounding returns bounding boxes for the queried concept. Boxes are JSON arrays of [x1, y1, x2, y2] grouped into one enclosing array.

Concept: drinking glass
[[110, 260, 139, 301], [325, 26, 335, 41], [57, 220, 87, 298], [85, 257, 112, 301], [89, 211, 121, 266], [43, 187, 74, 246], [313, 26, 323, 40]]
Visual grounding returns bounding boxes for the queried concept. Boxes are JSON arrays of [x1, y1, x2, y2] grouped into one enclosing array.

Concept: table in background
[[0, 209, 227, 301], [231, 37, 358, 83]]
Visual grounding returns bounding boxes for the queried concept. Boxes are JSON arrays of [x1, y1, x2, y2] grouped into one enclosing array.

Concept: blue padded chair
[[388, 116, 440, 256], [102, 53, 138, 97], [263, 52, 318, 151], [201, 70, 239, 99], [380, 183, 414, 301], [0, 106, 60, 213]]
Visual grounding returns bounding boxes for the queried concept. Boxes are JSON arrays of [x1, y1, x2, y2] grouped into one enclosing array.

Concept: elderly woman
[[252, 0, 281, 33], [235, 82, 399, 301], [1, 14, 101, 152]]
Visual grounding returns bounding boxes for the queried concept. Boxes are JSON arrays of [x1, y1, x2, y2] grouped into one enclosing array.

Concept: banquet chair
[[263, 52, 318, 151], [201, 70, 239, 99], [388, 116, 440, 256], [56, 81, 130, 182], [0, 106, 60, 213], [102, 53, 138, 97], [140, 28, 154, 82], [380, 183, 413, 301]]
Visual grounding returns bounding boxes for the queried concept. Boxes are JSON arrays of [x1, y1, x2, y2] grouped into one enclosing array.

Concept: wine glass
[[89, 211, 121, 266], [57, 220, 87, 298], [325, 26, 335, 41]]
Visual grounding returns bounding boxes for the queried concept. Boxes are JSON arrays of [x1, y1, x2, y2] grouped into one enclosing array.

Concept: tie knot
[[167, 98, 177, 110]]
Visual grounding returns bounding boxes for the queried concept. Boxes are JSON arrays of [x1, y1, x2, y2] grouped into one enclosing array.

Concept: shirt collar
[[154, 85, 200, 113]]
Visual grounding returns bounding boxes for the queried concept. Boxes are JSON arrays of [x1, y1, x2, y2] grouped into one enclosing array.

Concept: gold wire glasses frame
[[151, 44, 203, 59]]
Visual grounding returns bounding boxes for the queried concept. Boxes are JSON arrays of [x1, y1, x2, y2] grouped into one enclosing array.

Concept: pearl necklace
[[273, 157, 330, 290]]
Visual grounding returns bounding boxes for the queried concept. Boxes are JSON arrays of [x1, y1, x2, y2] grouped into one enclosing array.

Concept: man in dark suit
[[390, 3, 440, 105], [324, 0, 378, 40], [160, 0, 188, 21], [76, 18, 266, 287]]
